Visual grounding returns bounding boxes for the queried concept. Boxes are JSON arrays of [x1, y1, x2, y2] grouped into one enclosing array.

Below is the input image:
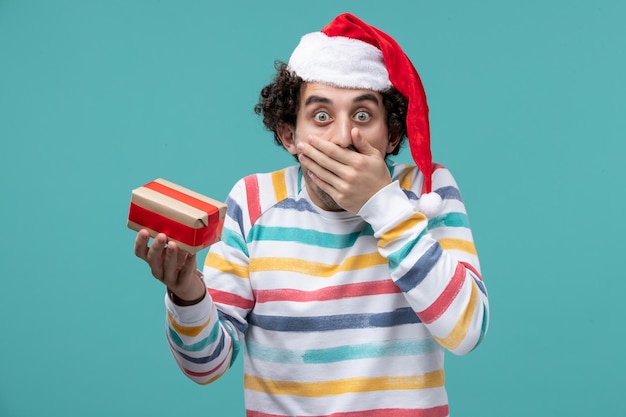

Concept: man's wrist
[[167, 289, 206, 306], [167, 271, 207, 306]]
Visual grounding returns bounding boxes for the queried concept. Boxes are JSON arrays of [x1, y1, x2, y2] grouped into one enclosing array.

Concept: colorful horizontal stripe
[[418, 262, 466, 324], [210, 288, 255, 310], [246, 406, 449, 417], [428, 212, 470, 229], [167, 311, 211, 338], [246, 338, 439, 365], [170, 331, 227, 365], [249, 253, 386, 277], [386, 229, 427, 272], [168, 320, 221, 352], [204, 252, 249, 278], [378, 213, 427, 249], [244, 369, 445, 396], [432, 185, 462, 202], [221, 227, 249, 256], [248, 307, 420, 333], [394, 243, 442, 293], [438, 238, 477, 255], [275, 197, 318, 213], [254, 279, 399, 304], [184, 350, 231, 379], [248, 225, 371, 248], [434, 279, 479, 350]]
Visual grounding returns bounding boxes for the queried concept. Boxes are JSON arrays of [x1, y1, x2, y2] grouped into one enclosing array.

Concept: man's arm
[[134, 179, 253, 384], [359, 165, 489, 355]]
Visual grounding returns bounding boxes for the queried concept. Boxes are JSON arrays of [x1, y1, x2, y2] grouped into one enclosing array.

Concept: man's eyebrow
[[304, 95, 331, 106], [304, 93, 381, 106], [353, 93, 380, 105]]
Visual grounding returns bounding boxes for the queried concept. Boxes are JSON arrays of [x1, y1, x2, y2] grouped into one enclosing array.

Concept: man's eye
[[314, 111, 330, 122], [355, 111, 370, 122]]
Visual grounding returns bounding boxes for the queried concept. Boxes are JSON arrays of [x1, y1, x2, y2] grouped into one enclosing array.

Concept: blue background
[[1, 1, 624, 416]]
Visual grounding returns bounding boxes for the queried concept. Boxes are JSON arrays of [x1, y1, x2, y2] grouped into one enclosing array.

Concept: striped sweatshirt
[[164, 161, 489, 417]]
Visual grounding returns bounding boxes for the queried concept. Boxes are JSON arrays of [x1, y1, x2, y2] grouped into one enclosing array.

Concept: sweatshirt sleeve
[[164, 178, 253, 384], [358, 165, 489, 355]]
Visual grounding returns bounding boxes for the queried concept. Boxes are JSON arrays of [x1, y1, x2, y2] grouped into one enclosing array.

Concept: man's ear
[[277, 124, 297, 155], [386, 134, 402, 154]]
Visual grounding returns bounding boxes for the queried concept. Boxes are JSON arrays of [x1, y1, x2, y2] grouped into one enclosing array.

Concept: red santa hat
[[288, 12, 442, 217]]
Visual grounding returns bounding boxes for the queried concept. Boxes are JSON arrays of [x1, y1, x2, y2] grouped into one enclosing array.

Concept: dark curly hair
[[254, 61, 408, 157]]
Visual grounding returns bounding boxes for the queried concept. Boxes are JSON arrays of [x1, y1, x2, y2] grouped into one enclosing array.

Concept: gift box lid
[[127, 178, 227, 253], [130, 178, 226, 228]]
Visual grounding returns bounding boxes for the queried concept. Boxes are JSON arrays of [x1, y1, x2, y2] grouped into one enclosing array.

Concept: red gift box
[[127, 178, 227, 254]]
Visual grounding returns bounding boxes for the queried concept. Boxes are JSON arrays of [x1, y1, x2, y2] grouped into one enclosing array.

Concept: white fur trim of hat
[[288, 32, 392, 92]]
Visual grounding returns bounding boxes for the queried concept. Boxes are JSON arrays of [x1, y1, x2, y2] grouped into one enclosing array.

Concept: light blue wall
[[1, 1, 624, 415]]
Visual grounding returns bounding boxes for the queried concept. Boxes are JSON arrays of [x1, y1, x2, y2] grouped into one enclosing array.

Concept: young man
[[135, 13, 489, 417]]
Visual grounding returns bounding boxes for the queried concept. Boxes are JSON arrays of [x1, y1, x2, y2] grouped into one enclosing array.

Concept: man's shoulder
[[233, 165, 301, 213], [246, 165, 300, 182], [390, 160, 454, 193], [241, 166, 300, 195], [390, 160, 448, 176]]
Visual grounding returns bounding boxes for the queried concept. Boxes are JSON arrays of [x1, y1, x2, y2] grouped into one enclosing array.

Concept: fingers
[[297, 140, 348, 185], [180, 250, 197, 277], [161, 240, 188, 288], [350, 127, 377, 156], [299, 137, 356, 167], [135, 229, 167, 280], [134, 230, 203, 299], [145, 233, 168, 280], [134, 229, 151, 260], [297, 132, 392, 213]]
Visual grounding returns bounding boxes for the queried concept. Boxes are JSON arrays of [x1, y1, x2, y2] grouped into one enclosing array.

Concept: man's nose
[[329, 117, 353, 148]]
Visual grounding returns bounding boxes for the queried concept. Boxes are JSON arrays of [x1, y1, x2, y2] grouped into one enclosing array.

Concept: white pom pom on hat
[[288, 13, 442, 217], [418, 191, 443, 219]]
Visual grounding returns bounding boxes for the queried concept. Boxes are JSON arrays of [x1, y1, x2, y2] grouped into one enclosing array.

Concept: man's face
[[279, 82, 396, 211]]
